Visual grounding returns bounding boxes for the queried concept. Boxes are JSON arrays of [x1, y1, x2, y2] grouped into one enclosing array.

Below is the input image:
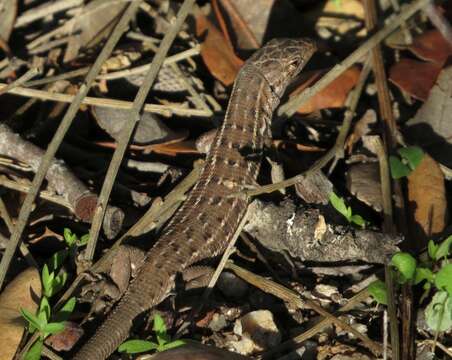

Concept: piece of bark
[[244, 199, 400, 264], [0, 123, 124, 238], [295, 170, 333, 205], [346, 162, 383, 212]]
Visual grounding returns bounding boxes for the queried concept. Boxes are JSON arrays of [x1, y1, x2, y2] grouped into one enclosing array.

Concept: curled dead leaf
[[407, 154, 448, 246], [0, 267, 41, 360], [408, 29, 452, 64], [389, 59, 442, 101], [196, 14, 243, 86], [292, 66, 361, 114]]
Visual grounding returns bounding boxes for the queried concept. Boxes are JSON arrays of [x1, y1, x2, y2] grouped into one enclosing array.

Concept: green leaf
[[42, 322, 65, 335], [41, 265, 54, 298], [420, 282, 432, 303], [389, 156, 411, 179], [351, 214, 366, 228], [414, 267, 435, 285], [435, 235, 452, 260], [329, 192, 350, 220], [152, 314, 166, 334], [51, 271, 68, 296], [54, 297, 76, 323], [24, 339, 43, 360], [398, 146, 424, 171], [391, 252, 417, 283], [63, 228, 78, 246], [78, 234, 90, 247], [425, 290, 452, 332], [118, 340, 158, 354], [38, 297, 51, 322], [435, 264, 452, 295], [21, 308, 44, 331], [48, 249, 68, 273], [160, 340, 185, 352], [428, 240, 438, 260], [368, 280, 388, 305]]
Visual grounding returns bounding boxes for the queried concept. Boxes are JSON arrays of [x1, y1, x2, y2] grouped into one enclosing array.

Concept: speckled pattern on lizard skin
[[73, 37, 316, 360]]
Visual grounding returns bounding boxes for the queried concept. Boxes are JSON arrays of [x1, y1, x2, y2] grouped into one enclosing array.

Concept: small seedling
[[368, 235, 452, 334], [329, 192, 368, 228], [119, 314, 185, 355], [20, 227, 83, 360], [64, 228, 89, 247], [389, 146, 424, 179], [21, 297, 76, 360]]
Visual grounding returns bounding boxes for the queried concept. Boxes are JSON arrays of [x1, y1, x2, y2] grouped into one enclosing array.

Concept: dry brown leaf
[[389, 59, 442, 101], [64, 0, 127, 62], [406, 66, 452, 168], [345, 109, 377, 153], [408, 29, 452, 64], [143, 140, 199, 156], [0, 267, 41, 360], [196, 14, 243, 86], [407, 154, 448, 245], [292, 66, 361, 114]]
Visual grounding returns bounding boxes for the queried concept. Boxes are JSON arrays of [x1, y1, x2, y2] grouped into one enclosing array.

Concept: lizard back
[[74, 38, 316, 359]]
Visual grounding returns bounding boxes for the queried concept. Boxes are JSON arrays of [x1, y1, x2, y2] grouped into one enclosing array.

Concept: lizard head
[[248, 38, 316, 98]]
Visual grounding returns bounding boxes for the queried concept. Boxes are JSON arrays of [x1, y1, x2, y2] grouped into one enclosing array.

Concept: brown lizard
[[73, 37, 316, 359]]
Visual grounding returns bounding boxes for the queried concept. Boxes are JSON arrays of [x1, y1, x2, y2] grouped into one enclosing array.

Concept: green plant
[[368, 235, 452, 334], [329, 192, 368, 228], [119, 314, 185, 355], [389, 146, 424, 179], [20, 228, 85, 359], [21, 297, 76, 360]]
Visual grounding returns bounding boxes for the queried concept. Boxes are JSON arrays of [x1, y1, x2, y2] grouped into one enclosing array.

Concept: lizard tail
[[72, 296, 143, 360], [73, 249, 179, 359]]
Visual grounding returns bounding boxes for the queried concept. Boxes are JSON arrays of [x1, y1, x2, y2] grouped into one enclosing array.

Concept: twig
[[0, 124, 124, 227], [0, 0, 141, 289], [363, 136, 394, 233], [389, 0, 413, 44], [0, 176, 73, 210], [262, 288, 372, 359], [84, 0, 197, 262], [52, 160, 203, 314], [278, 0, 431, 117], [328, 58, 372, 174], [423, 0, 452, 47], [169, 62, 210, 112], [14, 0, 83, 28], [0, 197, 37, 268], [0, 82, 212, 117], [23, 46, 200, 85], [97, 46, 201, 80], [0, 67, 41, 97], [363, 0, 398, 149], [175, 207, 251, 338], [385, 264, 400, 360], [239, 61, 371, 198], [228, 263, 382, 357]]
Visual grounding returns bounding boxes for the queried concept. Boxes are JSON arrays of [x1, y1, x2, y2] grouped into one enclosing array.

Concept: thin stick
[[175, 206, 251, 338], [240, 60, 371, 198], [0, 0, 141, 289], [0, 67, 41, 96], [278, 0, 431, 117], [262, 289, 372, 359], [84, 0, 197, 261], [228, 263, 382, 356], [0, 82, 212, 117]]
